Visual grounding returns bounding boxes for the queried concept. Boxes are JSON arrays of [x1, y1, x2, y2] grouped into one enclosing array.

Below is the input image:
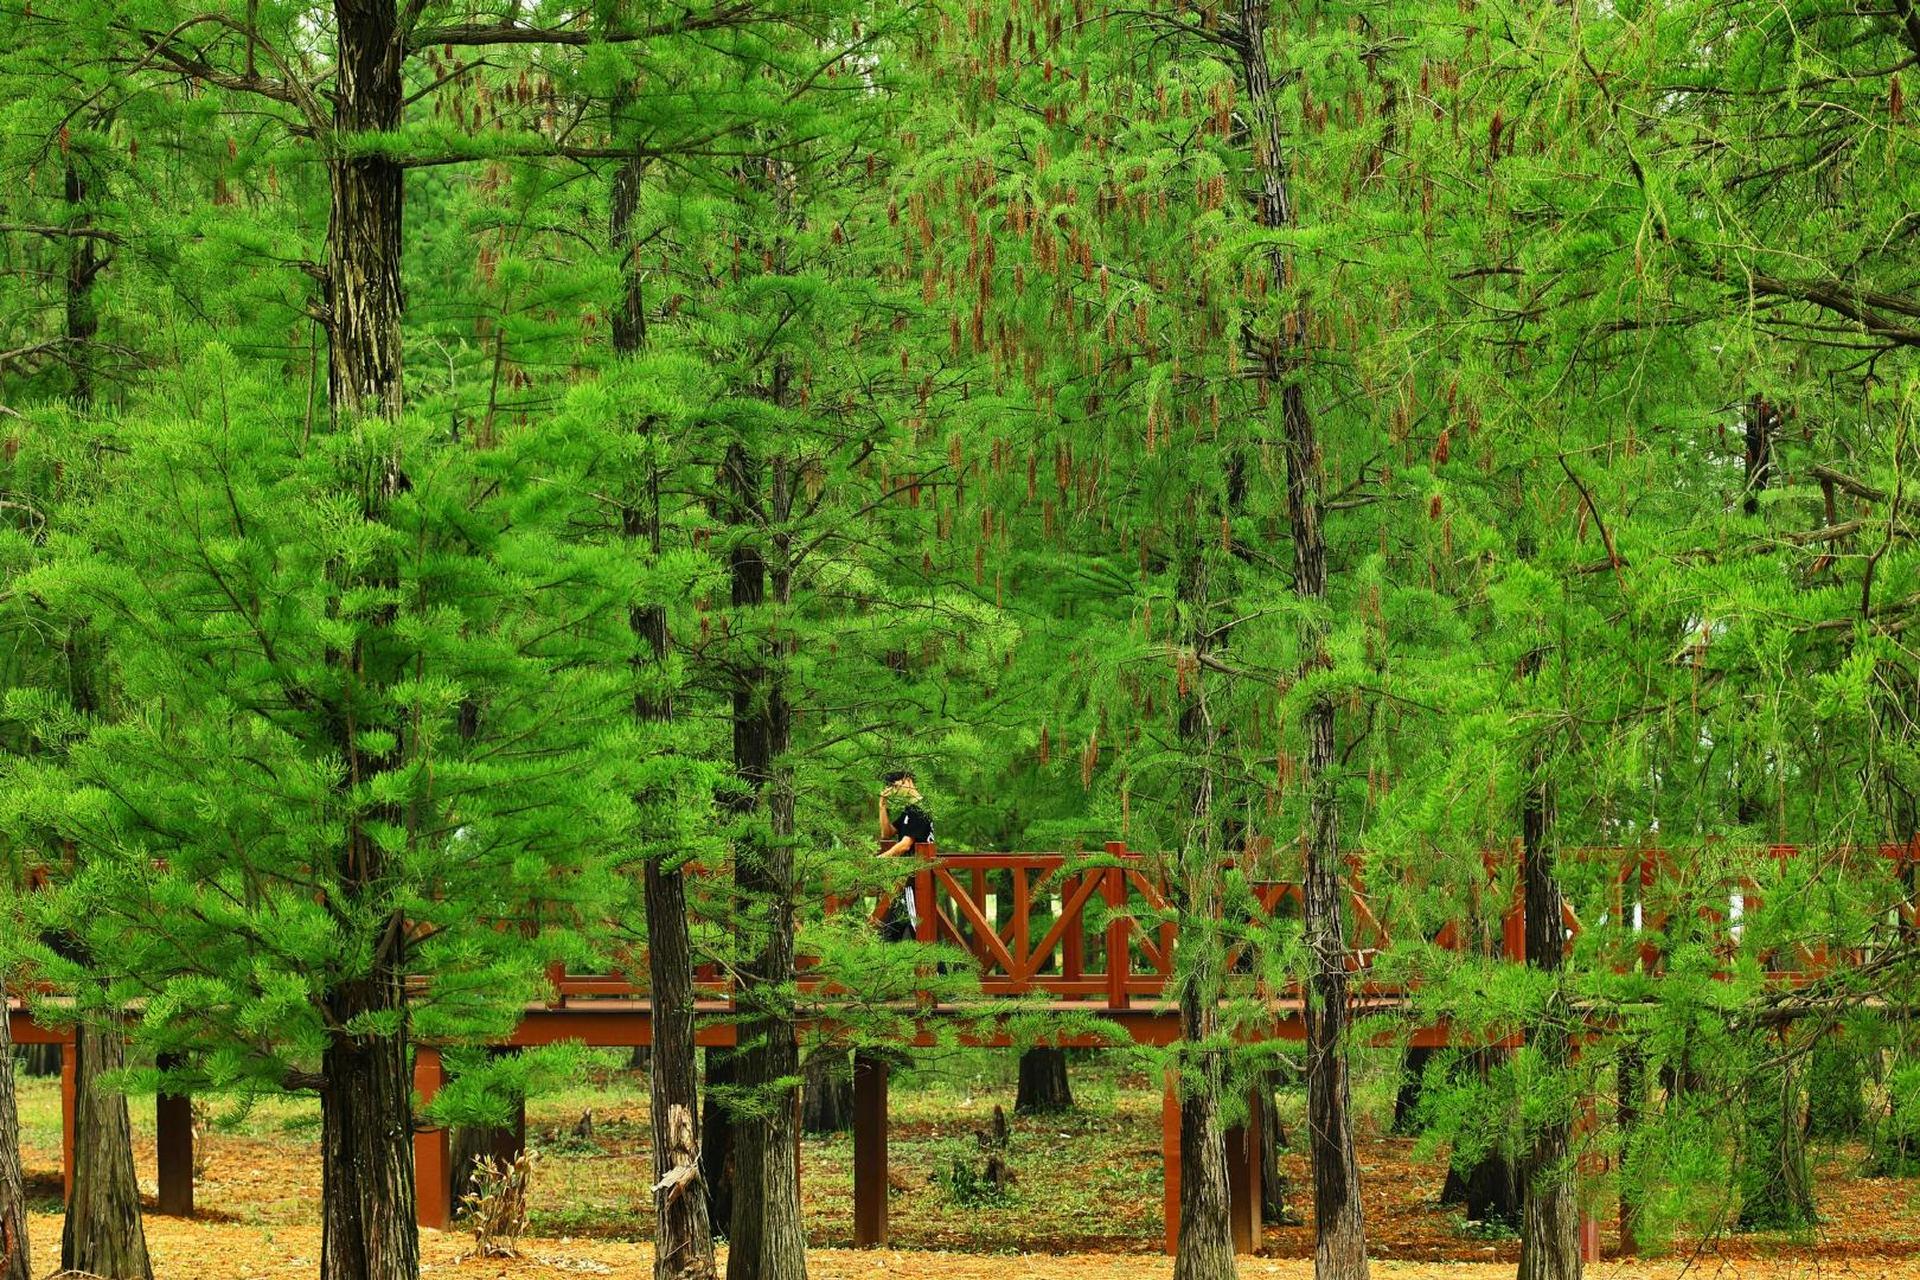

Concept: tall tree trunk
[[64, 157, 100, 407], [1172, 533, 1235, 1280], [319, 7, 416, 1280], [1393, 1045, 1432, 1135], [1517, 753, 1580, 1280], [612, 135, 717, 1280], [1233, 4, 1367, 1276], [801, 1050, 854, 1136], [1014, 1048, 1074, 1115], [326, 0, 404, 425], [701, 1050, 736, 1230], [1615, 1042, 1642, 1251], [723, 438, 806, 1280], [0, 975, 31, 1280], [61, 1018, 152, 1280], [1260, 1077, 1292, 1225], [1736, 1047, 1815, 1229], [57, 649, 148, 1279], [319, 980, 416, 1280], [1742, 394, 1775, 517]]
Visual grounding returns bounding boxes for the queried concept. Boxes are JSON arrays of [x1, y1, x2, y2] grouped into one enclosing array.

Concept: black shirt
[[893, 803, 933, 846]]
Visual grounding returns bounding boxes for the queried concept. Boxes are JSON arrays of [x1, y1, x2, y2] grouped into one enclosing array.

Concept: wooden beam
[[60, 1038, 76, 1202], [852, 1052, 889, 1248], [413, 1047, 452, 1230]]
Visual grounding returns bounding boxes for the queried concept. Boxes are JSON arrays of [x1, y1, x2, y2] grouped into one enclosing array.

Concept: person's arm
[[880, 834, 913, 858], [879, 790, 897, 841]]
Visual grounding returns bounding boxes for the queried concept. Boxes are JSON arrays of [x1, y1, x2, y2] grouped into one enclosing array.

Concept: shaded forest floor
[[15, 1052, 1920, 1276]]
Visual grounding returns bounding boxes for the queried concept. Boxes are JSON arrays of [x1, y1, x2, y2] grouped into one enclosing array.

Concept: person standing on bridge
[[878, 769, 933, 942]]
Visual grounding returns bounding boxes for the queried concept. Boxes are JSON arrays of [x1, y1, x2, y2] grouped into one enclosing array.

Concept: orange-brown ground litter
[[23, 1215, 1920, 1280], [15, 1062, 1920, 1278]]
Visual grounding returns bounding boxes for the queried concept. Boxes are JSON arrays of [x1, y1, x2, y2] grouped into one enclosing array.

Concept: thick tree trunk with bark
[[701, 1050, 736, 1230], [449, 1064, 526, 1208], [1170, 531, 1236, 1280], [1233, 4, 1367, 1275], [326, 0, 404, 424], [61, 1018, 151, 1280], [1440, 1152, 1522, 1227], [723, 440, 806, 1280], [801, 1050, 854, 1135], [319, 979, 416, 1280], [1015, 1048, 1074, 1115], [613, 137, 717, 1280], [1516, 764, 1580, 1280], [0, 976, 30, 1280], [314, 7, 418, 1279]]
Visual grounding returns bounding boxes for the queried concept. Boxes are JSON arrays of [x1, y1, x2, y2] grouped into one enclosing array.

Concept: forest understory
[[14, 1056, 1920, 1278]]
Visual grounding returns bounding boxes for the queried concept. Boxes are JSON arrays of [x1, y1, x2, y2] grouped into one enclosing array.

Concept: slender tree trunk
[[1517, 755, 1580, 1280], [612, 135, 717, 1280], [1393, 1046, 1431, 1135], [801, 1050, 854, 1136], [1616, 1043, 1641, 1252], [318, 7, 416, 1280], [61, 1018, 152, 1280], [1742, 394, 1775, 517], [1234, 4, 1367, 1275], [64, 158, 100, 407], [0, 975, 31, 1280], [19, 1046, 59, 1079], [648, 858, 716, 1280], [1736, 1046, 1815, 1230], [1175, 983, 1235, 1280], [701, 1050, 736, 1230], [1173, 532, 1235, 1280], [1014, 1048, 1074, 1115], [726, 443, 806, 1280], [1260, 1078, 1292, 1226]]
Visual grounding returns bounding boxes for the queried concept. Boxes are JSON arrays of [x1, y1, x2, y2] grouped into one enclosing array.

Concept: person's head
[[883, 768, 920, 800]]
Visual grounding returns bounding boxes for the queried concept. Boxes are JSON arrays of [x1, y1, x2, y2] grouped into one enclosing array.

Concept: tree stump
[[1014, 1047, 1073, 1114]]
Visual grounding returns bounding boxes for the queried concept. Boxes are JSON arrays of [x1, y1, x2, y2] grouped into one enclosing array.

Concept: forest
[[0, 1, 1916, 1280]]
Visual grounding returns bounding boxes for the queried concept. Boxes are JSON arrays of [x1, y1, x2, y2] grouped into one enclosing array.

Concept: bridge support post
[[60, 1036, 76, 1202], [156, 1052, 194, 1216], [853, 1052, 889, 1247], [413, 1046, 451, 1230], [1226, 1087, 1263, 1254], [1104, 843, 1130, 1011]]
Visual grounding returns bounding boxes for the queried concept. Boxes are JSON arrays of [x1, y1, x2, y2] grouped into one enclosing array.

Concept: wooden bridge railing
[[541, 838, 1920, 1009]]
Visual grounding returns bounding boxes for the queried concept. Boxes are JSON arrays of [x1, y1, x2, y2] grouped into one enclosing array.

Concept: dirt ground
[[15, 1055, 1920, 1279], [20, 1215, 1920, 1280]]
